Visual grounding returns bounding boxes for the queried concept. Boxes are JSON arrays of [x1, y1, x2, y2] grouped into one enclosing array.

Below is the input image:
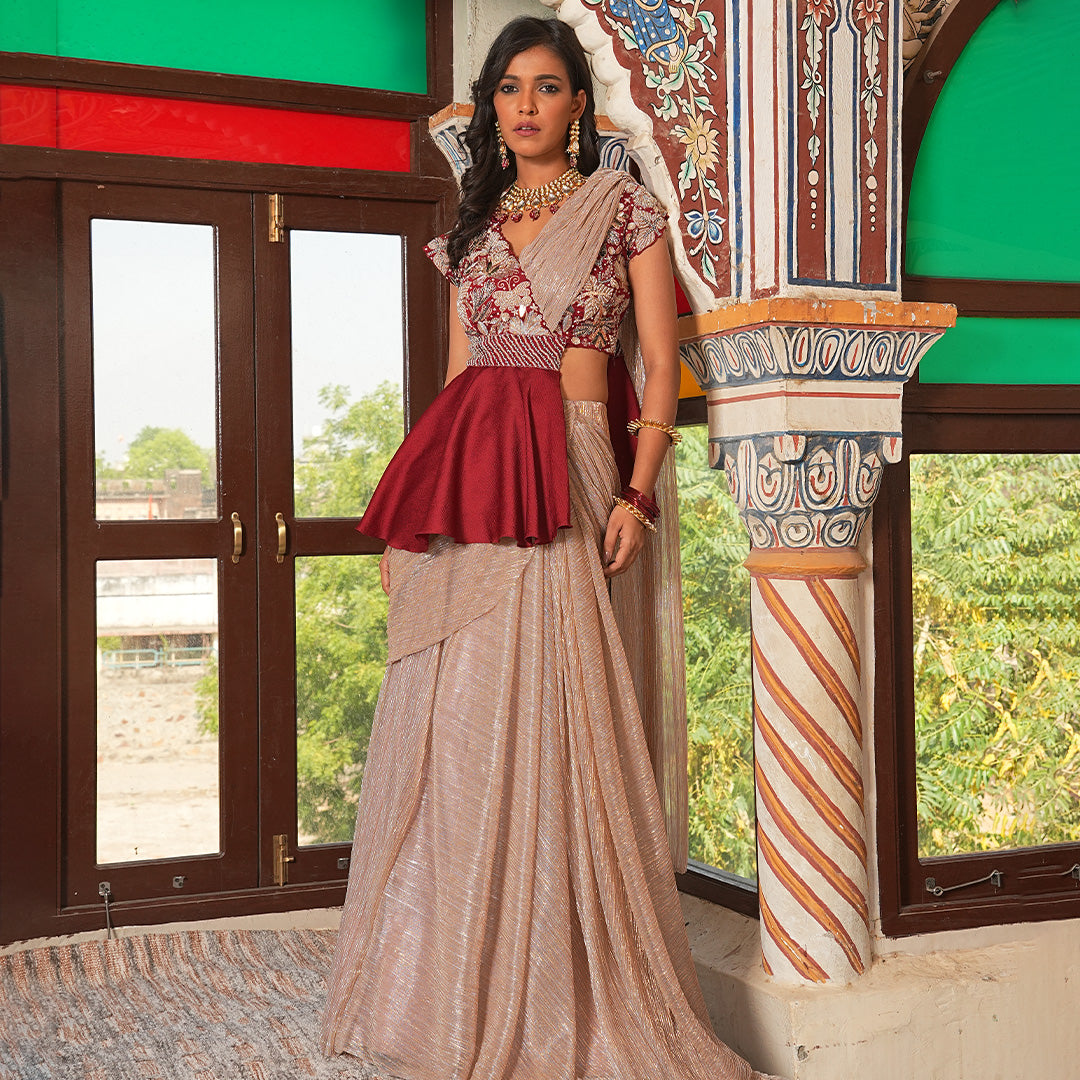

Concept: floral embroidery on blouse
[[424, 183, 667, 364]]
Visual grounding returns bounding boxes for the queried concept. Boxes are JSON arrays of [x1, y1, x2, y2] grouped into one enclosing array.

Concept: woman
[[321, 16, 779, 1080]]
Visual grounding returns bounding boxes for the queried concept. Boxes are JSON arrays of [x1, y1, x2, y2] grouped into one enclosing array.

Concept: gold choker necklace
[[498, 167, 586, 221]]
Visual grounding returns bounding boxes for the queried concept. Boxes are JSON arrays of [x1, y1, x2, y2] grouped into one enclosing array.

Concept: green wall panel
[[919, 317, 1080, 384], [0, 0, 427, 94], [907, 0, 1080, 282], [0, 1, 57, 52]]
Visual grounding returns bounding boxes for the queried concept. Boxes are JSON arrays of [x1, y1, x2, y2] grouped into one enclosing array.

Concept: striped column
[[675, 304, 955, 984], [746, 548, 870, 983]]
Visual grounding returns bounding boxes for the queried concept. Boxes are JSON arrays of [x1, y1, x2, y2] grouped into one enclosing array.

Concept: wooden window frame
[[876, 1, 1080, 936]]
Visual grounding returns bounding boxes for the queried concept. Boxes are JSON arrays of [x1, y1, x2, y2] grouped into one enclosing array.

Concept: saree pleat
[[320, 401, 764, 1080]]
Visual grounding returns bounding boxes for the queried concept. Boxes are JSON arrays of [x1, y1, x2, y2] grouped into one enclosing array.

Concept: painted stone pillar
[[681, 298, 952, 981]]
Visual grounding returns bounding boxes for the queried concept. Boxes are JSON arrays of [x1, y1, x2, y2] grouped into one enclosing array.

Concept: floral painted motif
[[800, 0, 835, 165], [586, 0, 728, 290], [853, 0, 886, 170]]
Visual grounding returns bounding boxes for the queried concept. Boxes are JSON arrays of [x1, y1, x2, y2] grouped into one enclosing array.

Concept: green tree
[[912, 452, 1080, 855], [121, 426, 213, 485], [294, 384, 404, 518], [676, 428, 756, 878]]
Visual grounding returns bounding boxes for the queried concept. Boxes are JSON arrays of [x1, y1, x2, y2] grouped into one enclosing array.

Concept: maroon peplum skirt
[[357, 365, 571, 552]]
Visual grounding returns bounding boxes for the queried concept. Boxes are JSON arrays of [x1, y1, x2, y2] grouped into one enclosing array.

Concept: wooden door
[[57, 183, 440, 914]]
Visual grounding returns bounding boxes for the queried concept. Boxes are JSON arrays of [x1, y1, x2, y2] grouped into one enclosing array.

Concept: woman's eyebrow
[[499, 73, 565, 82]]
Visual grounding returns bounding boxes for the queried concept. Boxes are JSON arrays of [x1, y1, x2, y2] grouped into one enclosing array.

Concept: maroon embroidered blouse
[[356, 178, 667, 552], [426, 183, 667, 363]]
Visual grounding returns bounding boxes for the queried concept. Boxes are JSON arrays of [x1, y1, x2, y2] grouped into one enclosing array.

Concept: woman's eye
[[497, 83, 516, 94], [539, 84, 560, 93]]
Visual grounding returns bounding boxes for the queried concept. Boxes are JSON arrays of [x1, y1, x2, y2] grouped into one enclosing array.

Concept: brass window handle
[[231, 511, 243, 563], [276, 512, 287, 563]]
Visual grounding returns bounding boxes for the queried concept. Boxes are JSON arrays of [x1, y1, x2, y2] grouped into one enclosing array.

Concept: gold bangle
[[627, 418, 683, 445], [613, 496, 658, 532]]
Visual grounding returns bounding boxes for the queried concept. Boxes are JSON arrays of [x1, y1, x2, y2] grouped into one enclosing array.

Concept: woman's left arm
[[602, 237, 681, 577]]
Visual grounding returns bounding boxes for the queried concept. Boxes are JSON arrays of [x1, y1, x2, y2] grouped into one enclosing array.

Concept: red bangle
[[619, 485, 659, 525]]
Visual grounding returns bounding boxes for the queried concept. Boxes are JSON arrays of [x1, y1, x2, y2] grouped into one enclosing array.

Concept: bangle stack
[[613, 486, 660, 532], [627, 417, 682, 445]]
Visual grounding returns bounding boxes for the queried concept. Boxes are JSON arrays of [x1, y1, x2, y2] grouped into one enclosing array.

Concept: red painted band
[[0, 84, 410, 172]]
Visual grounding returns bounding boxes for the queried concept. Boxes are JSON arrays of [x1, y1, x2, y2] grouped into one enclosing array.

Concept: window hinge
[[268, 193, 285, 243], [272, 833, 296, 886]]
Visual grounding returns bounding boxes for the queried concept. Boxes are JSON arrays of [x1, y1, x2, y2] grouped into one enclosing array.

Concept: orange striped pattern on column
[[749, 569, 872, 983]]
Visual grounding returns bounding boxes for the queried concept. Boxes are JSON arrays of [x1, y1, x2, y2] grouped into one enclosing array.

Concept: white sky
[[91, 220, 404, 467]]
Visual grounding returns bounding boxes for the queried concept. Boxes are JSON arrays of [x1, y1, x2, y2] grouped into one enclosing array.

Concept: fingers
[[379, 549, 390, 595], [603, 513, 621, 569], [603, 507, 644, 578]]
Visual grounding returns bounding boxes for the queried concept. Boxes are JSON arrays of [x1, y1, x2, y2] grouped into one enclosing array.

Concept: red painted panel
[[854, 7, 889, 284], [0, 85, 410, 172], [795, 0, 834, 282], [0, 85, 58, 147]]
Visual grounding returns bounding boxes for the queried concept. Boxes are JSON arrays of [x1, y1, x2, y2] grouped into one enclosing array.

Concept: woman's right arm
[[380, 284, 468, 595]]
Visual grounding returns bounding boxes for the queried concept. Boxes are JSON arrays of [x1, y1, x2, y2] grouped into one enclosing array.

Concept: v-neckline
[[494, 174, 593, 261], [496, 214, 549, 262]]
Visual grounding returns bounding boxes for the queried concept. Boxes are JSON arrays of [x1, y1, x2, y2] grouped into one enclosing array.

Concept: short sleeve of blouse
[[424, 234, 461, 287], [621, 185, 668, 260]]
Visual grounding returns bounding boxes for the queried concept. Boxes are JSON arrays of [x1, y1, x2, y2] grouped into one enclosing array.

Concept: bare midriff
[[560, 346, 610, 402]]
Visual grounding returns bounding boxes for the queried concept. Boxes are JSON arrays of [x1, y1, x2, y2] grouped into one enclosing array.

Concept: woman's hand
[[379, 548, 391, 595], [603, 504, 646, 578]]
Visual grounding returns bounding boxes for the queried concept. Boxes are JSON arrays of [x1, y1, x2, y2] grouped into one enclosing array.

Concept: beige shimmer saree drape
[[320, 171, 775, 1080]]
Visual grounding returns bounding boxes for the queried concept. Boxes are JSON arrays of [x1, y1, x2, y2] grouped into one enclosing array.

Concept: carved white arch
[[540, 0, 716, 313]]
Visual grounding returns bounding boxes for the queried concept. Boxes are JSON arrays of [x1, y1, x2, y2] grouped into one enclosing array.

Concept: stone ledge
[[682, 892, 1080, 1080]]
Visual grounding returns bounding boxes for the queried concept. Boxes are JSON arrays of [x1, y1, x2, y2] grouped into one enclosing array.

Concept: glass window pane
[[96, 558, 220, 863], [911, 453, 1080, 857], [295, 555, 387, 846], [677, 427, 756, 880], [290, 230, 405, 518], [92, 219, 217, 520]]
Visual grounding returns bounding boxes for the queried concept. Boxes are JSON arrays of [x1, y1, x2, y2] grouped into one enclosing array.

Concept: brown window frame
[[876, 2, 1080, 935]]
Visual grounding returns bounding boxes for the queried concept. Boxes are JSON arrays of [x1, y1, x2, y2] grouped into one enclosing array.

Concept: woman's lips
[[514, 124, 540, 135]]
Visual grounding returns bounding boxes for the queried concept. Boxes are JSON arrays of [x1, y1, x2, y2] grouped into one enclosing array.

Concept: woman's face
[[493, 45, 586, 170]]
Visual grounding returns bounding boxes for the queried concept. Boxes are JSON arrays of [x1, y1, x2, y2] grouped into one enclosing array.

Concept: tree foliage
[[675, 428, 756, 879], [123, 425, 213, 484], [195, 383, 401, 844], [911, 452, 1080, 855], [285, 383, 402, 843]]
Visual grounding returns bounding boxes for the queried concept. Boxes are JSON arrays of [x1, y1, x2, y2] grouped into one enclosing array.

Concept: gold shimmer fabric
[[320, 403, 767, 1080]]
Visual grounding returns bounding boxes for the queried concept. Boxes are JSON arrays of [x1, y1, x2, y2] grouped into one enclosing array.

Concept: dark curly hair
[[446, 16, 600, 270]]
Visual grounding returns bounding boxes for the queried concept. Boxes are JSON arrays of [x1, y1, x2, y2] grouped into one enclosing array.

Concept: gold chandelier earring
[[496, 121, 509, 170], [567, 117, 580, 168]]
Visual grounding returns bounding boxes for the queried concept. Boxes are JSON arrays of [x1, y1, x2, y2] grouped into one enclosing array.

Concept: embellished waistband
[[468, 331, 566, 372]]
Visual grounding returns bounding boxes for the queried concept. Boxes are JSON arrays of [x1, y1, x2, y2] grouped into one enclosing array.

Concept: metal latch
[[273, 833, 296, 886]]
